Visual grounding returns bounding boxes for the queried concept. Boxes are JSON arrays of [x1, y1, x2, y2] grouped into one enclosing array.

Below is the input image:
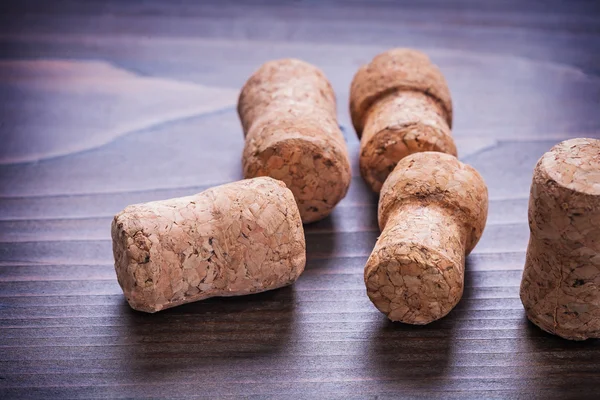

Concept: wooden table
[[1, 1, 599, 398]]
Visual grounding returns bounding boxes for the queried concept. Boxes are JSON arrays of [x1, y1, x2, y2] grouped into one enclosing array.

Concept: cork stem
[[358, 90, 456, 193], [365, 203, 467, 324]]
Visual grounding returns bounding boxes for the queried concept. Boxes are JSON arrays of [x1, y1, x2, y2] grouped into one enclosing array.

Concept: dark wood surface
[[1, 1, 600, 398]]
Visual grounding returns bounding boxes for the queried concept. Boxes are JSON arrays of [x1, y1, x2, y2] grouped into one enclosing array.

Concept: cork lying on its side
[[112, 177, 306, 313], [520, 138, 600, 340], [238, 59, 351, 223], [364, 152, 488, 324], [350, 48, 456, 193]]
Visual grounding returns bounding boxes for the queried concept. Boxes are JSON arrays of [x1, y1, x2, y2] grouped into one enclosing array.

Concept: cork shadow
[[363, 258, 480, 390], [365, 316, 454, 391], [119, 285, 298, 373], [303, 176, 380, 266], [520, 314, 600, 397]]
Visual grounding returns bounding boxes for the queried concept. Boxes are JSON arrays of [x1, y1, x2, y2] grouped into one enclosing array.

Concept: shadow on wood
[[119, 285, 298, 371]]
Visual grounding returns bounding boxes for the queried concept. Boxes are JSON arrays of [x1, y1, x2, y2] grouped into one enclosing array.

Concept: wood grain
[[1, 0, 599, 398]]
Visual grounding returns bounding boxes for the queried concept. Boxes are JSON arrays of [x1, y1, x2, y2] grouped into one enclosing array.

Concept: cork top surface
[[238, 58, 337, 134], [540, 138, 600, 196]]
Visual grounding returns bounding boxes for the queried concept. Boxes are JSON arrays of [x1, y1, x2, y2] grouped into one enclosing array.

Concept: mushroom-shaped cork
[[239, 59, 351, 223], [520, 138, 600, 340], [350, 48, 456, 193], [364, 152, 488, 324]]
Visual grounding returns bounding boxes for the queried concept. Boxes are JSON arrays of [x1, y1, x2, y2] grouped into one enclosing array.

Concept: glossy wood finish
[[1, 1, 599, 398]]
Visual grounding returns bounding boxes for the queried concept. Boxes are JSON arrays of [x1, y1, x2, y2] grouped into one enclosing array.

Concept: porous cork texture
[[520, 138, 600, 340], [111, 177, 306, 313], [350, 48, 456, 193], [238, 59, 351, 223], [365, 152, 488, 324]]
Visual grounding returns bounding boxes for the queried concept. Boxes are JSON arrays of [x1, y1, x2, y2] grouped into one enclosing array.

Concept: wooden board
[[1, 0, 599, 398]]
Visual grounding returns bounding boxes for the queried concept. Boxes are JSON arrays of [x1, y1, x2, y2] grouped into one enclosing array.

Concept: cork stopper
[[520, 138, 600, 340], [350, 48, 456, 193], [239, 59, 351, 223], [365, 152, 488, 324], [112, 177, 306, 313]]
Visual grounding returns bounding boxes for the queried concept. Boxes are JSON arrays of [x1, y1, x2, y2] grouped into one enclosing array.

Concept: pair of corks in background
[[111, 49, 600, 340]]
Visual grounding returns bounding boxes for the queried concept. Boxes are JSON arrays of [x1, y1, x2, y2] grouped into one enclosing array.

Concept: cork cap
[[365, 152, 488, 324], [238, 59, 337, 135], [521, 138, 600, 340], [379, 152, 488, 254], [350, 48, 453, 137]]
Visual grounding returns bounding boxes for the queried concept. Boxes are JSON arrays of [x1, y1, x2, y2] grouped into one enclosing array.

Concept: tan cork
[[350, 48, 456, 193], [364, 152, 488, 324], [520, 138, 600, 340], [111, 177, 306, 313], [238, 59, 351, 223]]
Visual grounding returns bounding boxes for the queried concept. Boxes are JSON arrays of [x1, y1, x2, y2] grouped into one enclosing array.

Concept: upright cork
[[350, 48, 456, 193], [238, 59, 351, 223], [520, 138, 600, 340], [112, 177, 306, 313], [365, 152, 488, 324]]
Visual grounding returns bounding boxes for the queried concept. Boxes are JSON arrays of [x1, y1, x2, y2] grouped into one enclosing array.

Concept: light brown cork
[[238, 59, 351, 223], [520, 138, 600, 340], [350, 48, 456, 193], [364, 152, 488, 324], [111, 177, 306, 313]]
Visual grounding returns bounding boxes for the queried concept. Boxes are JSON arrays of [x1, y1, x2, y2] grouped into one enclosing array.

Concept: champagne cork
[[350, 48, 456, 193], [365, 152, 488, 324], [520, 138, 600, 340], [238, 59, 351, 223], [112, 177, 306, 313]]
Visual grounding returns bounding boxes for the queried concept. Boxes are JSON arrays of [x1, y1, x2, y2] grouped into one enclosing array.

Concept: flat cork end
[[538, 138, 600, 197], [365, 242, 463, 324], [112, 213, 162, 313], [243, 132, 351, 224], [349, 48, 453, 137], [521, 138, 600, 340]]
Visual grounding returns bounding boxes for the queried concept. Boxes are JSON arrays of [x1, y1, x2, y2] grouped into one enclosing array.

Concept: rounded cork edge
[[349, 48, 453, 136], [364, 243, 462, 325], [522, 305, 600, 341], [238, 58, 336, 135], [537, 138, 600, 197], [377, 152, 488, 254]]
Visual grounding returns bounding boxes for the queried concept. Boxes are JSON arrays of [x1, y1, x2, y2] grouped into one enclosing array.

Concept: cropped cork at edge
[[238, 59, 351, 223], [112, 177, 306, 313], [364, 152, 488, 324], [350, 48, 456, 193], [520, 138, 600, 340]]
